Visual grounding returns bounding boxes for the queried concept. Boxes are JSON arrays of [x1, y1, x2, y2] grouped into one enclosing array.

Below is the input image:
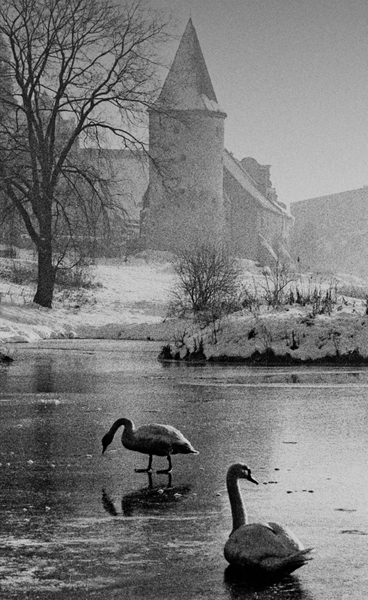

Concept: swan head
[[101, 432, 113, 454], [228, 463, 259, 485]]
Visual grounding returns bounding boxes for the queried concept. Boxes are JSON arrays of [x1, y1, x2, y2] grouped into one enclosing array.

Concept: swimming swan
[[101, 418, 198, 473], [224, 463, 313, 576]]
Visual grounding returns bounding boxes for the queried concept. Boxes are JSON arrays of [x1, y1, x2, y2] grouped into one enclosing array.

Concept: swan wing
[[224, 523, 312, 574], [266, 521, 305, 552], [124, 424, 196, 455]]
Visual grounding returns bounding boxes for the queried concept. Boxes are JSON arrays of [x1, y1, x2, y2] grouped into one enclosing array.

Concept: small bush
[[0, 259, 101, 291], [309, 286, 337, 316], [0, 261, 37, 285], [261, 260, 296, 308], [239, 283, 262, 314], [290, 277, 338, 316], [55, 264, 101, 290], [169, 243, 242, 323]]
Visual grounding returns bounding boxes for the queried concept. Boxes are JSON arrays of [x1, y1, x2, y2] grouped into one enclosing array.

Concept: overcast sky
[[151, 0, 368, 206]]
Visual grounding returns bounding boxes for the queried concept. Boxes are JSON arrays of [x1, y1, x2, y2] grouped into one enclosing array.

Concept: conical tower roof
[[156, 19, 225, 114]]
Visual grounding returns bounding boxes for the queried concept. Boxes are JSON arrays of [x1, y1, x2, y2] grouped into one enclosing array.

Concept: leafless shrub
[[0, 261, 37, 285], [55, 261, 101, 290], [0, 258, 100, 290], [260, 260, 296, 308], [309, 286, 337, 316], [169, 243, 242, 324], [239, 279, 262, 314]]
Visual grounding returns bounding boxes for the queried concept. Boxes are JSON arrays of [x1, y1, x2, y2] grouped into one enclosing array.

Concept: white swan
[[101, 417, 198, 473], [224, 463, 313, 576]]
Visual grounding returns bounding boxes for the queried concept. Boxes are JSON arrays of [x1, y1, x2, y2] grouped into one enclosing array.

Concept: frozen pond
[[1, 339, 368, 599]]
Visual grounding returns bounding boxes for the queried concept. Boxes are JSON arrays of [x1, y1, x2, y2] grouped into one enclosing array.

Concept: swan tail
[[271, 547, 313, 574], [178, 446, 199, 455], [174, 442, 199, 455]]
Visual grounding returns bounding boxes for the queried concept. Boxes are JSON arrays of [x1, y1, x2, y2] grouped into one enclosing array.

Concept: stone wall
[[222, 167, 259, 259], [291, 187, 368, 276], [222, 152, 292, 264]]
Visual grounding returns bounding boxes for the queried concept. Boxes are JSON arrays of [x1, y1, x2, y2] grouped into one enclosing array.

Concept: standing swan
[[101, 418, 199, 473], [224, 463, 312, 576]]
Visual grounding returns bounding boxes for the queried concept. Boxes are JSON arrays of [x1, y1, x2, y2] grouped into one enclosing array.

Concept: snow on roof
[[224, 150, 290, 216]]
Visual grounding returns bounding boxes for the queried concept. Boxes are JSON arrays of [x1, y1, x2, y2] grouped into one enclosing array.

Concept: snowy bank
[[2, 254, 368, 367], [159, 305, 368, 366]]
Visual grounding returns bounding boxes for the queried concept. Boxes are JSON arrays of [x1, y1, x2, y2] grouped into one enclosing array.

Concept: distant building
[[0, 22, 293, 263], [291, 186, 368, 277], [79, 148, 148, 237], [139, 19, 292, 263]]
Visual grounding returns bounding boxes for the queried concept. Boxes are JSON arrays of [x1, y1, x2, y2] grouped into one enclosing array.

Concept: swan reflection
[[224, 567, 315, 599], [102, 472, 191, 517]]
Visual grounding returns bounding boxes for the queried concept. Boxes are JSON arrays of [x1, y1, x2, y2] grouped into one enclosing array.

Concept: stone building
[[291, 187, 368, 277], [0, 21, 293, 263], [139, 19, 293, 263]]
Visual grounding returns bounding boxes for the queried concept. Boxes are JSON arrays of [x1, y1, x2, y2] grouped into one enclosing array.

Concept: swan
[[224, 463, 313, 576], [101, 417, 199, 473]]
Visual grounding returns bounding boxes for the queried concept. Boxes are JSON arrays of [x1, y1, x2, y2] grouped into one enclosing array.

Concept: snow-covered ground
[[1, 251, 368, 364], [0, 253, 177, 344], [0, 251, 263, 345]]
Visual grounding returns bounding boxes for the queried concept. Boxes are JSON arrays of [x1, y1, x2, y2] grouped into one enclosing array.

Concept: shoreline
[[158, 345, 368, 367]]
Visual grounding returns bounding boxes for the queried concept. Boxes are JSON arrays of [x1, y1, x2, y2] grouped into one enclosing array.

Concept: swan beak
[[248, 474, 259, 485]]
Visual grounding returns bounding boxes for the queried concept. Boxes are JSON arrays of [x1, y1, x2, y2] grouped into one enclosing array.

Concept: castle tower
[[141, 19, 227, 251]]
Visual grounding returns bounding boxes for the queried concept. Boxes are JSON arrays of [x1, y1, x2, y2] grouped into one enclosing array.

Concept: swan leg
[[157, 454, 172, 474], [135, 454, 153, 473]]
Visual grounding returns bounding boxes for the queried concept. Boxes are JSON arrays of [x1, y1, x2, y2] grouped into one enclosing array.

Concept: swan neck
[[110, 418, 134, 436], [227, 472, 248, 532]]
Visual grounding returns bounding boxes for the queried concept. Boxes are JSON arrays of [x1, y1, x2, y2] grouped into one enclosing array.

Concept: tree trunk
[[33, 241, 56, 308]]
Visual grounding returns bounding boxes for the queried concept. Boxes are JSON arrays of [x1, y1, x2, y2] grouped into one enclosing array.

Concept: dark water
[[1, 340, 368, 599]]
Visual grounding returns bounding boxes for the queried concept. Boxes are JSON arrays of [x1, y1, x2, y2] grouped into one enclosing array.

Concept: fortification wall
[[291, 187, 368, 276], [223, 167, 258, 259], [223, 165, 291, 263]]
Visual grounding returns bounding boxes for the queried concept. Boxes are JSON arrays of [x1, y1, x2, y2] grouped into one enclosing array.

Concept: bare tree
[[0, 0, 169, 306], [0, 34, 16, 242]]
